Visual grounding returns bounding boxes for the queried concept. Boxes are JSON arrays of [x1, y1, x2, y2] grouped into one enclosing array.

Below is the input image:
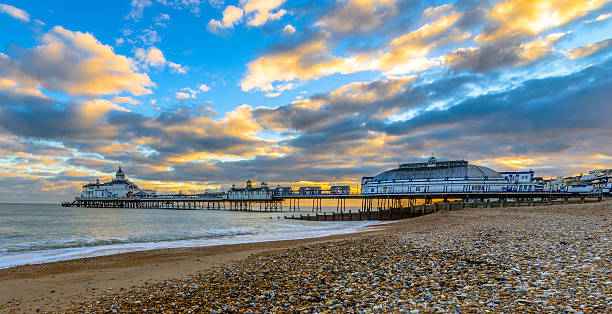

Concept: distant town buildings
[[545, 168, 612, 193]]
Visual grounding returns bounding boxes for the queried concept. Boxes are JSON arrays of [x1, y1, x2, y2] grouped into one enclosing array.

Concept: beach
[[1, 200, 610, 312]]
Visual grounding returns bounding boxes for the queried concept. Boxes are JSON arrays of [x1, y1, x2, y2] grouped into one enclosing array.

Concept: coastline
[[1, 201, 610, 312], [0, 216, 377, 270], [0, 220, 388, 313]]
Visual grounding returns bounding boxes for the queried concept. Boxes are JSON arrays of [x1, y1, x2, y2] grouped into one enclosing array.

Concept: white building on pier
[[361, 157, 538, 194], [227, 180, 272, 200], [81, 167, 154, 198]]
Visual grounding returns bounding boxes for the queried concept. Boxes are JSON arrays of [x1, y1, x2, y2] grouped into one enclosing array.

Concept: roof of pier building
[[82, 168, 140, 189], [228, 181, 270, 192], [371, 158, 501, 181]]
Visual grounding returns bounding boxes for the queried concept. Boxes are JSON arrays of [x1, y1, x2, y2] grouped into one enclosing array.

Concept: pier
[[61, 192, 604, 220]]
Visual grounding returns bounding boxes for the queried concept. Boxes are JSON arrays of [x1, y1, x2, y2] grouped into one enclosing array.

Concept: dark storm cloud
[[384, 59, 612, 135], [0, 90, 266, 161], [446, 42, 526, 72], [379, 58, 612, 156], [0, 91, 108, 139]]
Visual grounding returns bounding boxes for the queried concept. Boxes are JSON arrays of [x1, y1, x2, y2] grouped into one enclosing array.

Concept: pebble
[[69, 201, 611, 312]]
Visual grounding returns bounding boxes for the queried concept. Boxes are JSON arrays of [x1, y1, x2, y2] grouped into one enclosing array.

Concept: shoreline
[[1, 201, 609, 312], [0, 218, 377, 270], [0, 219, 389, 312]]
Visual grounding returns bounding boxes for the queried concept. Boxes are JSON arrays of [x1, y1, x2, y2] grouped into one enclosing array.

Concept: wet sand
[[1, 200, 610, 312], [0, 223, 385, 313]]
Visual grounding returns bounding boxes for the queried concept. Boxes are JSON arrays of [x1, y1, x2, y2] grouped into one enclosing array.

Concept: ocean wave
[[0, 229, 258, 254]]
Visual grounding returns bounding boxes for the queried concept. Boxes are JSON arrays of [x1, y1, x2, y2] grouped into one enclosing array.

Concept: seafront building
[[361, 157, 539, 194], [81, 167, 155, 198], [546, 168, 612, 193], [227, 180, 273, 200]]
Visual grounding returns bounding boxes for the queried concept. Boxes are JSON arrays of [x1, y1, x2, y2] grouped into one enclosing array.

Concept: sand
[[1, 200, 610, 312], [0, 223, 384, 312]]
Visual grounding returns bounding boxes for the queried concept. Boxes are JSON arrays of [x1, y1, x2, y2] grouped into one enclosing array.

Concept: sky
[[0, 0, 611, 202]]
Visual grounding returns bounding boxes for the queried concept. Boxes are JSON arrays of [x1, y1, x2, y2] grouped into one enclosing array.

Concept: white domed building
[[81, 167, 154, 198], [361, 157, 535, 194]]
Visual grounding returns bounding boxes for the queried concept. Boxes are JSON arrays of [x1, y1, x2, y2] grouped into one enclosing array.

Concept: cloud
[[241, 36, 371, 92], [112, 96, 141, 105], [565, 38, 612, 59], [168, 61, 187, 74], [241, 13, 464, 92], [207, 0, 286, 33], [477, 0, 611, 42], [379, 59, 612, 159], [207, 5, 244, 32], [127, 0, 153, 21], [246, 56, 612, 183], [135, 46, 167, 67], [135, 46, 188, 74], [447, 33, 567, 72], [154, 13, 171, 27], [0, 92, 129, 139], [282, 24, 296, 34], [253, 76, 416, 131], [585, 12, 612, 23], [0, 3, 30, 22], [139, 29, 162, 45], [0, 26, 154, 96], [198, 84, 211, 92], [315, 0, 398, 34], [243, 0, 286, 27], [175, 88, 198, 100]]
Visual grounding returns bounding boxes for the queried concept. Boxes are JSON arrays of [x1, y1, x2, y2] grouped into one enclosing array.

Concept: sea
[[0, 203, 377, 269]]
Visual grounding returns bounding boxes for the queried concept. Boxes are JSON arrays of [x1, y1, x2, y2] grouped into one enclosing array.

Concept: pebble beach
[[66, 200, 611, 313]]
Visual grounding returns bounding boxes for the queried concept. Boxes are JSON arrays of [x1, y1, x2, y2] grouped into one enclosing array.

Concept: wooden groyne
[[285, 196, 604, 221]]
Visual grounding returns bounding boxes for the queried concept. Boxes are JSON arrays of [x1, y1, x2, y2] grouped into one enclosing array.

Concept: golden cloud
[[477, 0, 611, 41], [565, 38, 612, 59], [241, 13, 461, 92], [2, 26, 154, 97]]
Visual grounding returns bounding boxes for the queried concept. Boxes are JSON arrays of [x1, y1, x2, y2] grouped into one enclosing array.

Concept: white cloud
[[207, 0, 286, 33], [111, 96, 141, 105], [154, 13, 170, 27], [175, 91, 192, 100], [243, 0, 286, 26], [282, 24, 296, 34], [175, 87, 199, 100], [199, 84, 211, 92], [139, 29, 161, 45], [135, 46, 166, 68], [127, 0, 152, 21], [168, 61, 187, 74], [0, 3, 30, 22], [135, 46, 187, 74], [207, 5, 243, 32], [585, 12, 612, 23]]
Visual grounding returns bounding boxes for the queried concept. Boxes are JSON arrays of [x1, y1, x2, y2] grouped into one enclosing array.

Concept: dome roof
[[372, 160, 501, 181]]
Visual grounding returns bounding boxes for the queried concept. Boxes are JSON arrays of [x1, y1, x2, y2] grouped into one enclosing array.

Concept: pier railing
[[62, 192, 604, 216]]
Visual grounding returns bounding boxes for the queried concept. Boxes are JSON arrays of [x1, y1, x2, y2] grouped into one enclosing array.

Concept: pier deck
[[61, 192, 603, 217]]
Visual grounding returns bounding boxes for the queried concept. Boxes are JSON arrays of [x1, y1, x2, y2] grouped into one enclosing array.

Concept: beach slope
[[1, 201, 610, 312]]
